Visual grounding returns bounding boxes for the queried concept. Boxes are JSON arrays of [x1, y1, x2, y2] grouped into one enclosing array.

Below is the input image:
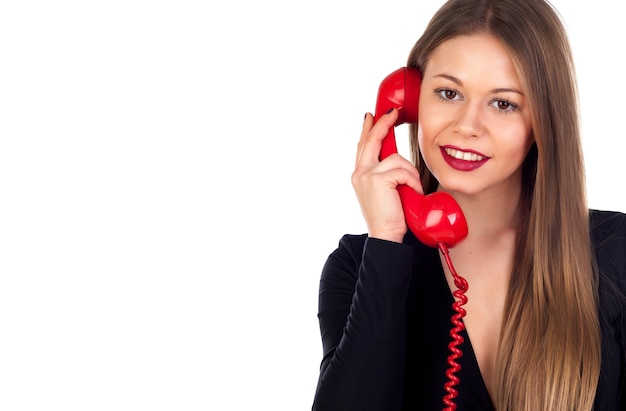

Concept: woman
[[312, 0, 626, 410]]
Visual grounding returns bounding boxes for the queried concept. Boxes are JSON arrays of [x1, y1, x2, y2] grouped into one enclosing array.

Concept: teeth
[[445, 148, 485, 161]]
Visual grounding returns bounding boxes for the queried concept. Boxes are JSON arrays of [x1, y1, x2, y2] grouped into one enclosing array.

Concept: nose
[[454, 101, 483, 138]]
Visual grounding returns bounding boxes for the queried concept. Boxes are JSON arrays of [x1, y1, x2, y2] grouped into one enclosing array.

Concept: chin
[[434, 177, 480, 197]]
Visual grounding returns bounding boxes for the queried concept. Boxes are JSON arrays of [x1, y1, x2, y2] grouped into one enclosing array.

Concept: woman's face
[[418, 33, 534, 199]]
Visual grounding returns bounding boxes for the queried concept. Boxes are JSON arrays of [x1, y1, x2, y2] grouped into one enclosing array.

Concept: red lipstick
[[441, 146, 489, 171]]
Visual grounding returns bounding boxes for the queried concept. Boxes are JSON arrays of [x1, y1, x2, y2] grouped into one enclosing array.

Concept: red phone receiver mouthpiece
[[399, 186, 468, 248]]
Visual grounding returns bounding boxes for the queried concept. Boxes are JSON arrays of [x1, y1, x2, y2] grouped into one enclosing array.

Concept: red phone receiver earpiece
[[375, 67, 420, 159], [374, 67, 468, 248]]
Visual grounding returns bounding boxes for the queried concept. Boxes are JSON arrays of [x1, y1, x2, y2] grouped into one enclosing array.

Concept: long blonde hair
[[407, 0, 601, 409]]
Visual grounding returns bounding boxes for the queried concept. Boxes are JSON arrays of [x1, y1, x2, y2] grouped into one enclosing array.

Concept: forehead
[[425, 33, 521, 85]]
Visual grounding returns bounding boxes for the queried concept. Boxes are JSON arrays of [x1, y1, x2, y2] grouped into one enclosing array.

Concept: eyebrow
[[434, 73, 524, 95]]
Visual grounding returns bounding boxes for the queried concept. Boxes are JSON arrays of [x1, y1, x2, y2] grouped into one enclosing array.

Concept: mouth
[[441, 146, 489, 171], [444, 147, 487, 162]]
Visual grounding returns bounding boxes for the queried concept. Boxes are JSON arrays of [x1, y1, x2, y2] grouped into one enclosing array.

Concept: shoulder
[[590, 209, 626, 238], [589, 209, 626, 259], [589, 209, 626, 299]]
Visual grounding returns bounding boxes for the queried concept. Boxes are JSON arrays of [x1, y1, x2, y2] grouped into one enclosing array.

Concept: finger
[[356, 112, 374, 167], [357, 108, 398, 167], [370, 153, 424, 194]]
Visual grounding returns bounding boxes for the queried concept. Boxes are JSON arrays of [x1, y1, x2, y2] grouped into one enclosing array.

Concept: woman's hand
[[352, 109, 423, 243]]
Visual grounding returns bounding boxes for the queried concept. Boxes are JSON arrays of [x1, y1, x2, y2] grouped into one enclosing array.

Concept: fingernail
[[386, 107, 394, 114]]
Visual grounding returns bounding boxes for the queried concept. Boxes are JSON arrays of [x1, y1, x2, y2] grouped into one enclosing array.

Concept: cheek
[[500, 126, 534, 163], [416, 121, 437, 158], [417, 105, 446, 147], [416, 121, 440, 173]]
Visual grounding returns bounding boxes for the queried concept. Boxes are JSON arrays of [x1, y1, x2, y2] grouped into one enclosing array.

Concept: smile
[[444, 147, 486, 162], [441, 146, 489, 171]]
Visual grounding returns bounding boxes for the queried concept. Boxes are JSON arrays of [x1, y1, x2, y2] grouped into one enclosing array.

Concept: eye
[[490, 98, 519, 113], [434, 87, 462, 102]]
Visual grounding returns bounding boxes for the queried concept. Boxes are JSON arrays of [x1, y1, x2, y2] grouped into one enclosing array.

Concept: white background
[[0, 1, 623, 410]]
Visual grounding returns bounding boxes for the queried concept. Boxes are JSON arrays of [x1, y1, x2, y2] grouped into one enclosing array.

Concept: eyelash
[[434, 87, 461, 103], [491, 97, 519, 113], [433, 87, 519, 114]]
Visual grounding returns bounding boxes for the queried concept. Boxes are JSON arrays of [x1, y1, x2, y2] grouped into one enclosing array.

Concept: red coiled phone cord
[[438, 243, 469, 411]]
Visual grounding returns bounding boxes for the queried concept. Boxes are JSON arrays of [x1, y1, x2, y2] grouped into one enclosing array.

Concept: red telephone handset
[[374, 67, 469, 411], [374, 67, 468, 248]]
